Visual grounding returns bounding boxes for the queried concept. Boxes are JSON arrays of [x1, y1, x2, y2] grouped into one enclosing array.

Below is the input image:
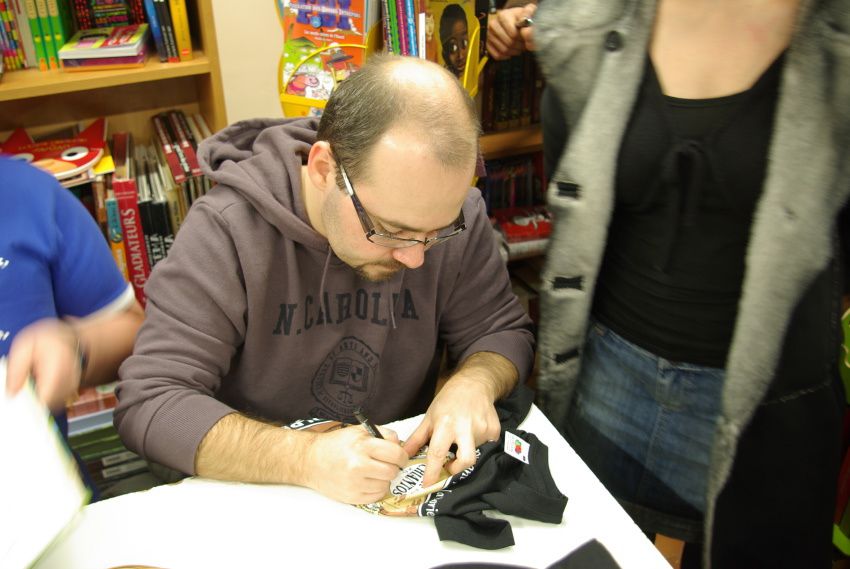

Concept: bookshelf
[[0, 0, 226, 141]]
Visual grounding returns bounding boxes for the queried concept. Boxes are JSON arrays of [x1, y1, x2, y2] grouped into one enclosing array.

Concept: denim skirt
[[565, 320, 725, 542]]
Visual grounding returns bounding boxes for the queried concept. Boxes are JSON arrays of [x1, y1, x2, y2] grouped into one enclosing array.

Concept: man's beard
[[354, 260, 405, 282]]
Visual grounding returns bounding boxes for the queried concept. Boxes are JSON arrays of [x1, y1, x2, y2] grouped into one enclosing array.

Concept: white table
[[35, 406, 670, 569]]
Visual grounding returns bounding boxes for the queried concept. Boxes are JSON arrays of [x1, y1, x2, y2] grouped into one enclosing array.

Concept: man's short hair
[[317, 54, 480, 185]]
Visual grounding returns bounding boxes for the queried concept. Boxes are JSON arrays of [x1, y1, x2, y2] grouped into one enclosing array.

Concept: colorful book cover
[[279, 0, 379, 114], [58, 23, 148, 60], [0, 118, 107, 181], [425, 0, 474, 79]]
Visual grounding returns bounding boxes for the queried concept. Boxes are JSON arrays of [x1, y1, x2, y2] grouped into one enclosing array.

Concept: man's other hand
[[402, 375, 501, 487]]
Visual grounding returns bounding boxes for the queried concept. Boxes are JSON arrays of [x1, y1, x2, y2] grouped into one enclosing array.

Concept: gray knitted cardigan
[[533, 0, 850, 563]]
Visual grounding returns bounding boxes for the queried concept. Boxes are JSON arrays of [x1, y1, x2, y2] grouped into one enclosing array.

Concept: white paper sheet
[[0, 358, 88, 569]]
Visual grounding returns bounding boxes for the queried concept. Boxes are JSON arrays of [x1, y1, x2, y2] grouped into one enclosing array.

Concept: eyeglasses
[[338, 162, 466, 249]]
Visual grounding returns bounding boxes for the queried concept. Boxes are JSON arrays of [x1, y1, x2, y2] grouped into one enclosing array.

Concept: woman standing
[[533, 0, 850, 566]]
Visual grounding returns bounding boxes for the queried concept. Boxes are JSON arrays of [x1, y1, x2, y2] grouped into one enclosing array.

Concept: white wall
[[211, 0, 284, 123]]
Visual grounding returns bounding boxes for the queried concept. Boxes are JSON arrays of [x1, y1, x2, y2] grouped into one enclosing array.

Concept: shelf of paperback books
[[0, 51, 212, 102], [480, 125, 542, 160]]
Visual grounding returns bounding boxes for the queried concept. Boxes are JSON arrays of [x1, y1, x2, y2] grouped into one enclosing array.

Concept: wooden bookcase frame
[[0, 0, 226, 142]]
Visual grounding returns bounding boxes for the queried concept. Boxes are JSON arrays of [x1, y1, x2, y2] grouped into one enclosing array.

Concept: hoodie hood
[[198, 117, 326, 250]]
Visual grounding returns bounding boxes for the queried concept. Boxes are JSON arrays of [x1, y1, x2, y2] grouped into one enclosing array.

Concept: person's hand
[[402, 374, 501, 487], [486, 4, 537, 60], [303, 423, 408, 504], [5, 319, 83, 412]]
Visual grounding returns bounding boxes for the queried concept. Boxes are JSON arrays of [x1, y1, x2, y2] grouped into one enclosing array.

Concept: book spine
[[393, 0, 406, 54], [135, 196, 157, 266], [129, 0, 144, 24], [151, 114, 186, 184], [24, 0, 46, 69], [379, 0, 390, 53], [385, 0, 399, 54], [113, 178, 151, 306], [0, 0, 24, 69], [416, 0, 425, 59], [168, 110, 201, 177], [508, 54, 523, 128], [105, 189, 131, 281], [33, 0, 55, 68], [150, 199, 173, 257], [142, 0, 165, 61], [191, 112, 212, 138], [87, 449, 138, 469], [90, 174, 108, 231], [153, 0, 177, 62], [403, 0, 416, 57], [0, 10, 13, 70], [91, 458, 148, 482], [166, 0, 190, 60], [45, 0, 70, 58], [10, 0, 36, 68]]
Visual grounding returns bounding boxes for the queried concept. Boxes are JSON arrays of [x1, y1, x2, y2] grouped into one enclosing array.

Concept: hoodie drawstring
[[318, 247, 332, 319], [386, 280, 397, 330]]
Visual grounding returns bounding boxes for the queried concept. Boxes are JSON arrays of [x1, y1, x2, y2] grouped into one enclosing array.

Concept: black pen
[[353, 407, 384, 439]]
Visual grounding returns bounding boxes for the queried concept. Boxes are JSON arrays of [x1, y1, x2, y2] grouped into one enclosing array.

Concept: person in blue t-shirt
[[1, 156, 143, 435]]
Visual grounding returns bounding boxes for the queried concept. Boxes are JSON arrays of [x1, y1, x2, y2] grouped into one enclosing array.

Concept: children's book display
[[277, 0, 380, 117]]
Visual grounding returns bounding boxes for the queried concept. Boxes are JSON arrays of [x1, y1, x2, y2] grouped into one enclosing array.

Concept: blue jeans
[[565, 320, 725, 542]]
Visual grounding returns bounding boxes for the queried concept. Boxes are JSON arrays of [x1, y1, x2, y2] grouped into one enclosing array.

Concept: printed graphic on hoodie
[[272, 288, 419, 336], [311, 336, 379, 420]]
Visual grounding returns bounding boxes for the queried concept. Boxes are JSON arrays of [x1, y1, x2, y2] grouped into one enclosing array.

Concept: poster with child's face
[[429, 0, 473, 79]]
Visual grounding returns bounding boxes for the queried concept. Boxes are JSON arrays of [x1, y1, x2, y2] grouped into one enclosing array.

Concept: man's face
[[322, 129, 473, 282]]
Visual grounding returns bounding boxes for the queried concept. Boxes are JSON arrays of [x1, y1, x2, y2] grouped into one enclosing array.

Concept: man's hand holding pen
[[487, 2, 537, 60], [301, 419, 407, 505]]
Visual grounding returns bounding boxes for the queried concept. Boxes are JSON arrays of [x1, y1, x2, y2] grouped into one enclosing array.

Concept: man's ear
[[306, 141, 337, 193]]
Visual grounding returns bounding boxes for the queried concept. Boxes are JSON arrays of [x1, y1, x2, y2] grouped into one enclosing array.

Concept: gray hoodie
[[114, 117, 535, 475]]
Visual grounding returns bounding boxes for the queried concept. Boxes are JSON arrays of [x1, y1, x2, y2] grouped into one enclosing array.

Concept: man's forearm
[[450, 351, 519, 401], [195, 412, 315, 485]]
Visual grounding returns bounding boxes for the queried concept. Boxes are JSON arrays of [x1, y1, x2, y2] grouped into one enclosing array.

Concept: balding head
[[317, 54, 480, 185]]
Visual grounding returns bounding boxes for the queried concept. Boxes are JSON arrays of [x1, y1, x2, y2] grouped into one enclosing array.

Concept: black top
[[593, 55, 784, 367]]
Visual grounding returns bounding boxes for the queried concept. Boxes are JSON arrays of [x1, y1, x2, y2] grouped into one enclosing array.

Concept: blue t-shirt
[[0, 157, 131, 429], [0, 156, 131, 352]]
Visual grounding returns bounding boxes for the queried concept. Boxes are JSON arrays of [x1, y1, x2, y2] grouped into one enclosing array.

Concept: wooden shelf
[[481, 125, 543, 159], [0, 52, 212, 102]]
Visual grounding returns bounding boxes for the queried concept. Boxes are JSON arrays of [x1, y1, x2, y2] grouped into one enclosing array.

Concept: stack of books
[[58, 23, 149, 71]]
